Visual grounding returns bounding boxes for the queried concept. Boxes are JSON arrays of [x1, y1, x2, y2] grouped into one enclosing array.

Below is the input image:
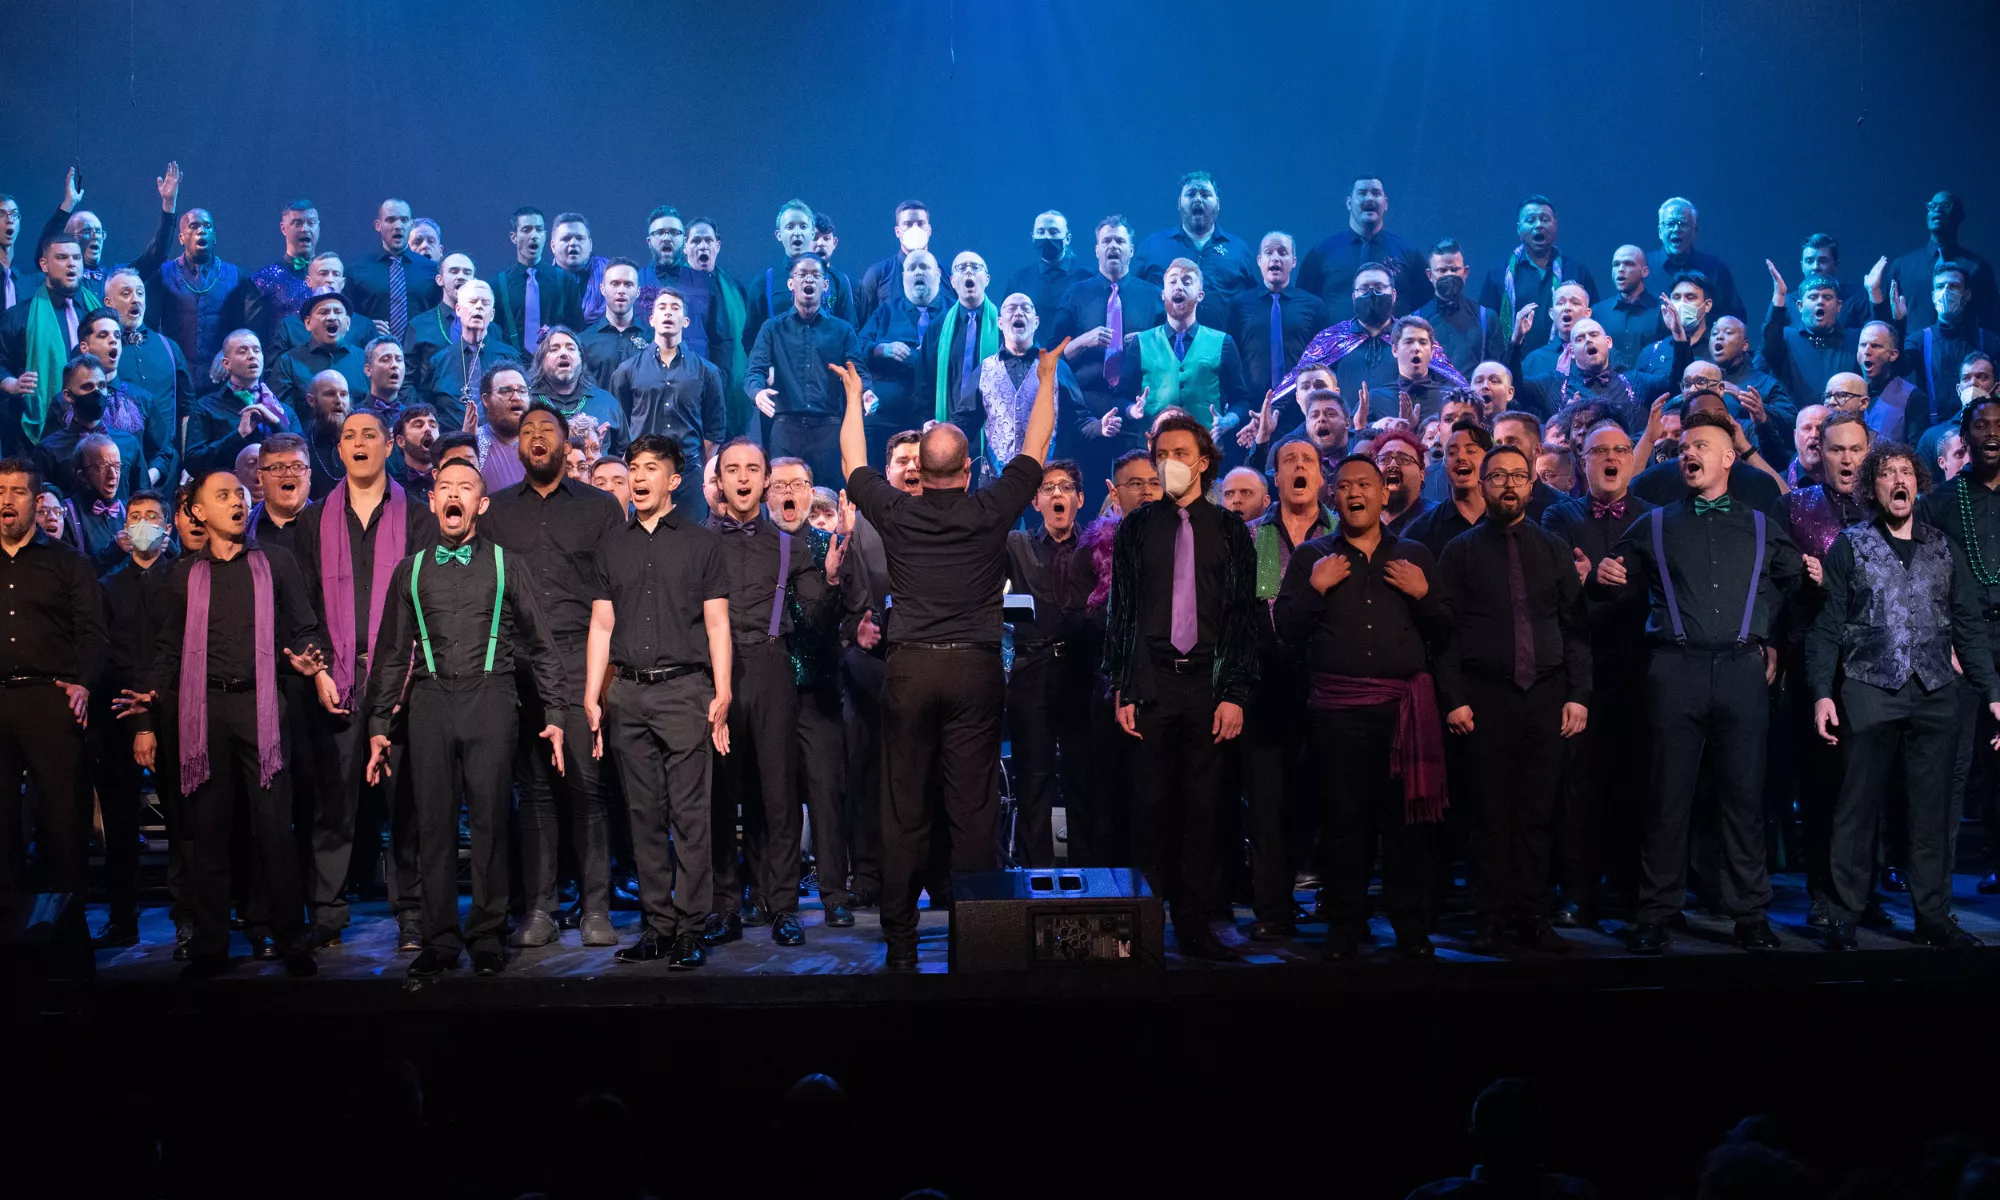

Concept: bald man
[[917, 250, 1001, 439], [1219, 466, 1268, 520], [1516, 316, 1693, 429], [1857, 320, 1936, 444], [978, 293, 1082, 478], [301, 368, 352, 498], [422, 278, 519, 432], [1590, 245, 1665, 371]]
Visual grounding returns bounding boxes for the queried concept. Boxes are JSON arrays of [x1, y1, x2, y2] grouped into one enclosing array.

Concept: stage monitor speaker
[[1, 891, 94, 981], [949, 867, 1164, 972]]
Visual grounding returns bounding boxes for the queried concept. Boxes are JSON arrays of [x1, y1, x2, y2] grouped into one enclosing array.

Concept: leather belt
[[208, 675, 256, 693], [615, 664, 705, 683], [1151, 654, 1213, 675], [1014, 640, 1070, 658], [893, 642, 1000, 654], [0, 674, 56, 689]]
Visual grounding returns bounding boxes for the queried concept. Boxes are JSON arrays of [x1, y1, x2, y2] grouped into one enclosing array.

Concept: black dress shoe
[[472, 949, 505, 976], [1858, 900, 1896, 932], [702, 911, 743, 946], [90, 919, 140, 950], [284, 951, 318, 977], [1470, 919, 1507, 955], [740, 902, 770, 928], [1916, 917, 1985, 949], [772, 913, 805, 946], [1290, 901, 1312, 925], [614, 930, 670, 964], [1321, 930, 1359, 961], [1881, 867, 1909, 894], [610, 874, 642, 910], [1178, 933, 1240, 962], [1549, 902, 1581, 929], [407, 948, 457, 978], [306, 924, 343, 951], [396, 914, 424, 953], [1627, 922, 1669, 955], [823, 905, 855, 928], [1248, 920, 1296, 942], [885, 949, 919, 972], [1980, 871, 2000, 896], [1392, 933, 1436, 959], [1824, 920, 1857, 952], [182, 954, 235, 980], [1734, 919, 1781, 951], [250, 935, 279, 961], [1520, 918, 1571, 954], [668, 933, 707, 969]]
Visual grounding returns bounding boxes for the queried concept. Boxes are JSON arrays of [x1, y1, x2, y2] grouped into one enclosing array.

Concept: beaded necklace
[[176, 255, 218, 295], [1957, 473, 2000, 587]]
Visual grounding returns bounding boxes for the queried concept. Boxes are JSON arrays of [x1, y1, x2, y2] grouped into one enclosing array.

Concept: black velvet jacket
[[1103, 496, 1260, 705]]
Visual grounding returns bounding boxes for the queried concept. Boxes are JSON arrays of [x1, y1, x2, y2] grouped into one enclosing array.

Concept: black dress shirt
[[149, 544, 321, 696], [292, 490, 440, 651], [363, 534, 568, 736], [1478, 255, 1601, 353], [1405, 498, 1482, 560], [1414, 298, 1507, 381], [1229, 286, 1329, 402], [609, 346, 725, 510], [422, 335, 522, 434], [1298, 227, 1431, 319], [1591, 293, 1666, 373], [1046, 274, 1165, 395], [481, 477, 627, 646], [115, 330, 191, 488], [846, 455, 1042, 645], [493, 261, 585, 351], [1273, 532, 1445, 679], [1756, 304, 1858, 419], [1590, 496, 1806, 650], [705, 512, 828, 643], [0, 530, 107, 686], [99, 552, 175, 688], [1005, 256, 1094, 334], [743, 263, 858, 349], [744, 309, 871, 417], [347, 248, 442, 326], [252, 505, 304, 557], [595, 508, 731, 669], [1132, 226, 1259, 326], [1005, 527, 1086, 644], [637, 260, 723, 364], [579, 316, 651, 390], [1542, 492, 1656, 665], [403, 305, 458, 387], [1628, 461, 1781, 514], [1135, 496, 1227, 657], [1433, 516, 1592, 709], [1920, 475, 2000, 616], [1645, 248, 1745, 321], [1888, 240, 1998, 333], [857, 295, 951, 430]]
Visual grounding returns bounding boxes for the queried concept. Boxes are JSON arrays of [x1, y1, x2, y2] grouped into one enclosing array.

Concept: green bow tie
[[288, 255, 311, 273], [1692, 495, 1732, 515], [434, 544, 474, 566]]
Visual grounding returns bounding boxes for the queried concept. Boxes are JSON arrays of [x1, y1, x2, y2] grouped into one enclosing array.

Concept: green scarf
[[21, 283, 100, 446], [1254, 505, 1335, 599], [934, 299, 999, 424], [715, 275, 752, 438]]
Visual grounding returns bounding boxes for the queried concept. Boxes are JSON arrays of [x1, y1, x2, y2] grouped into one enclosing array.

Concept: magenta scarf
[[179, 551, 283, 794], [1274, 320, 1468, 399], [1308, 670, 1448, 824], [320, 478, 408, 706]]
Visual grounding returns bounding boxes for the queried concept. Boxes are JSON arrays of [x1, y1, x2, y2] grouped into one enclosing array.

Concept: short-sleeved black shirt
[[595, 508, 731, 669]]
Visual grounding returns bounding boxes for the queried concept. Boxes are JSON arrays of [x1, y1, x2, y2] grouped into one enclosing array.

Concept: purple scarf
[[1499, 244, 1565, 335], [1307, 670, 1449, 824], [1274, 320, 1468, 399], [179, 551, 283, 794], [321, 478, 409, 706]]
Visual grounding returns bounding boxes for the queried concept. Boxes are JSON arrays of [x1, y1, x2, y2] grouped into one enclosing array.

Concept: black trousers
[[1782, 645, 1842, 905], [516, 643, 609, 919], [605, 672, 714, 939], [1079, 669, 1130, 868], [879, 644, 1005, 954], [0, 684, 87, 898], [1004, 644, 1093, 868], [1461, 674, 1567, 923], [1244, 673, 1311, 925], [408, 678, 516, 956], [1639, 646, 1772, 926], [307, 668, 420, 929], [842, 647, 885, 895], [713, 638, 802, 916], [770, 414, 841, 500], [797, 682, 851, 907], [1313, 700, 1435, 938], [93, 691, 146, 923], [1830, 676, 1960, 926], [185, 689, 305, 957], [1951, 650, 2000, 871], [1127, 670, 1227, 937], [1555, 662, 1647, 910]]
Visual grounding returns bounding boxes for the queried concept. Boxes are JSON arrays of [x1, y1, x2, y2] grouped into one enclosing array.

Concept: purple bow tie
[[1591, 499, 1626, 520], [714, 515, 759, 536], [92, 499, 124, 519]]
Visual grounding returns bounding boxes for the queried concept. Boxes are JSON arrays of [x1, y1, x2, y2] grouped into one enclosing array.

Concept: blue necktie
[[915, 307, 930, 349], [523, 268, 542, 353], [388, 256, 409, 342], [1268, 292, 1285, 390]]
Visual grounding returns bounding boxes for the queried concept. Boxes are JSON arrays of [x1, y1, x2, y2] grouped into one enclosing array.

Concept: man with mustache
[[1407, 420, 1491, 560], [250, 432, 313, 554], [138, 468, 336, 978], [293, 409, 437, 953], [610, 288, 725, 517], [493, 208, 583, 356], [530, 326, 624, 460], [0, 231, 101, 456], [1763, 273, 1865, 418], [299, 370, 353, 500], [981, 294, 1082, 478], [1240, 439, 1334, 939], [356, 337, 417, 426], [1809, 439, 2000, 949], [1249, 367, 1353, 491], [263, 257, 378, 368], [473, 364, 531, 493], [391, 404, 441, 500], [859, 250, 949, 458], [1416, 239, 1506, 383], [1436, 444, 1591, 954], [584, 435, 733, 969], [1919, 396, 2000, 897], [745, 253, 874, 490], [1917, 351, 1999, 469], [0, 456, 105, 947], [1300, 177, 1430, 321], [1373, 428, 1431, 537], [1788, 403, 1832, 488], [1133, 171, 1257, 327], [1590, 410, 1807, 954], [1646, 197, 1745, 322], [364, 457, 568, 978], [1479, 195, 1599, 355], [37, 168, 110, 295], [1542, 421, 1655, 926], [244, 198, 320, 351], [423, 280, 519, 435], [637, 207, 723, 365], [482, 402, 627, 950]]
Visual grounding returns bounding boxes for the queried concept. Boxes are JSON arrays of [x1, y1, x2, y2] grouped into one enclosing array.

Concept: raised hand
[[1038, 338, 1070, 389], [1766, 258, 1788, 310], [1890, 278, 1907, 322], [1645, 393, 1670, 444], [1353, 380, 1370, 428], [157, 161, 181, 210], [1097, 408, 1123, 439], [1737, 385, 1768, 426], [1660, 292, 1684, 340], [1596, 555, 1628, 587], [1383, 558, 1428, 599], [1398, 388, 1416, 427], [62, 166, 83, 210], [1512, 302, 1538, 344], [1864, 255, 1889, 302], [1127, 387, 1149, 421], [1310, 550, 1351, 593]]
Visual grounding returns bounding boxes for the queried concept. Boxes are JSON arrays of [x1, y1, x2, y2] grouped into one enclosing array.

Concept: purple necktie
[[959, 310, 980, 407], [388, 256, 409, 341], [1507, 525, 1536, 690], [61, 299, 78, 349], [1170, 506, 1196, 655], [523, 268, 542, 353], [914, 306, 930, 348], [1268, 292, 1285, 390], [1103, 282, 1125, 389], [3, 271, 13, 308]]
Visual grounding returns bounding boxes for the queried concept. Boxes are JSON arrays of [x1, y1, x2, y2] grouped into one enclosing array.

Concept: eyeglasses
[[493, 385, 530, 399], [1374, 451, 1421, 468], [260, 463, 310, 477], [1483, 470, 1534, 486], [1037, 482, 1079, 496], [766, 480, 813, 494], [1115, 479, 1159, 491], [1354, 284, 1391, 296], [1823, 389, 1867, 405], [1582, 445, 1633, 458]]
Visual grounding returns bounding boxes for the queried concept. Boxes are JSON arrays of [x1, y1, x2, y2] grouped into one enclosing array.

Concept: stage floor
[[67, 870, 2000, 1011]]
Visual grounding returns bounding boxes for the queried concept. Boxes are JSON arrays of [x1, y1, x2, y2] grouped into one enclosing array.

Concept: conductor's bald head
[[919, 421, 971, 487]]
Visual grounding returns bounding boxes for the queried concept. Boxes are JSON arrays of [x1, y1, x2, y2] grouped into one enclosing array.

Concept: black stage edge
[[13, 876, 2000, 1199]]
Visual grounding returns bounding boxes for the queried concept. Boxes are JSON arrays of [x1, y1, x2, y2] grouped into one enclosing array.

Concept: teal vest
[[1138, 324, 1225, 417]]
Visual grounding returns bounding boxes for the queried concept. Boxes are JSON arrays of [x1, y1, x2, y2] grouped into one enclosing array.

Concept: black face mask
[[1354, 293, 1394, 325], [1432, 275, 1465, 303], [1035, 237, 1065, 264]]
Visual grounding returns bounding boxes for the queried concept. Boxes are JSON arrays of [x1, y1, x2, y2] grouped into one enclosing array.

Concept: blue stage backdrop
[[1, 0, 1996, 320]]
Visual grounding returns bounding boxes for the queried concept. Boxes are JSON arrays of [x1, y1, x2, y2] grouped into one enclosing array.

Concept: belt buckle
[[1172, 657, 1193, 674], [1051, 643, 1066, 659]]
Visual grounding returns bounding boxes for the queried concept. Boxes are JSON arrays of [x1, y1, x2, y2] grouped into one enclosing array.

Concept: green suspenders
[[410, 544, 507, 674]]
